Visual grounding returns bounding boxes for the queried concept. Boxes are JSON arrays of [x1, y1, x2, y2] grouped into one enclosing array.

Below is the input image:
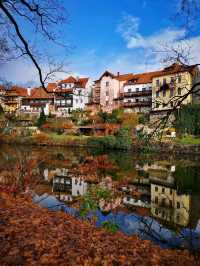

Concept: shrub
[[36, 109, 46, 128], [175, 104, 200, 135], [88, 127, 132, 150], [138, 113, 149, 125]]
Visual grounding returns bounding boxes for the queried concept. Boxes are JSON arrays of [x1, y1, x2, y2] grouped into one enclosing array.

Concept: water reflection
[[0, 144, 200, 250]]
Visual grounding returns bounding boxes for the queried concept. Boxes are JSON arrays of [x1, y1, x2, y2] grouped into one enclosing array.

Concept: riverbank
[[1, 132, 200, 154], [0, 192, 198, 266]]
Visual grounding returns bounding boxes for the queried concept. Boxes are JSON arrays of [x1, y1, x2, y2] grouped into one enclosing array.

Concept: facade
[[21, 87, 54, 115], [151, 62, 200, 116], [48, 76, 92, 116], [122, 72, 161, 113], [1, 86, 28, 113], [95, 71, 134, 113]]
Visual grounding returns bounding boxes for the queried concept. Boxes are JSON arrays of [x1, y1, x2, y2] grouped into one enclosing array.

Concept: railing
[[123, 101, 152, 107], [123, 90, 152, 97]]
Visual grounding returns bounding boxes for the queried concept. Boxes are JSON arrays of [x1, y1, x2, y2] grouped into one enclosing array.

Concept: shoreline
[[1, 133, 200, 155]]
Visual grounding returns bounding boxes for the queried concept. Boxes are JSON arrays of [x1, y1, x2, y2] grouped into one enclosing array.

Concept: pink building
[[95, 71, 134, 112]]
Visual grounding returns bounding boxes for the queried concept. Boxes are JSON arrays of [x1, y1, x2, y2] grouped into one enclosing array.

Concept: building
[[48, 76, 92, 116], [94, 71, 134, 113], [21, 87, 54, 115], [1, 86, 28, 113], [151, 61, 200, 120], [122, 71, 162, 113]]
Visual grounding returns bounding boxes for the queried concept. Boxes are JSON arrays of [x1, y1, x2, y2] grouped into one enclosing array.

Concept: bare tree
[[0, 0, 69, 91]]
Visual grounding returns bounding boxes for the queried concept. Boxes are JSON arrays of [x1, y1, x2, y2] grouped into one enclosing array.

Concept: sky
[[1, 0, 200, 86]]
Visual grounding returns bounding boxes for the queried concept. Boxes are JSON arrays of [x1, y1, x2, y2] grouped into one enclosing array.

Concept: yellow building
[[151, 61, 200, 117]]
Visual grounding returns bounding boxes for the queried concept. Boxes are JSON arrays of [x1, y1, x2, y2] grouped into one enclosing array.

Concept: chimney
[[27, 87, 31, 96], [117, 72, 120, 77]]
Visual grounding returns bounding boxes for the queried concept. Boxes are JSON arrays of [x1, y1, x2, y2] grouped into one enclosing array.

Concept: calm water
[[0, 144, 200, 250]]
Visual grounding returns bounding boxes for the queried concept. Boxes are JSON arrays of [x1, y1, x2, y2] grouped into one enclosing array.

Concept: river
[[0, 144, 200, 251]]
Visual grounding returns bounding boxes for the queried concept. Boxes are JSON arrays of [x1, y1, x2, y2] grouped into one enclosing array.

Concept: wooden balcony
[[123, 101, 152, 107], [123, 90, 152, 98]]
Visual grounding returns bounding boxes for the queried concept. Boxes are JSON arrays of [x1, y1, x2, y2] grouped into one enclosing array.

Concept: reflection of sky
[[33, 192, 200, 250]]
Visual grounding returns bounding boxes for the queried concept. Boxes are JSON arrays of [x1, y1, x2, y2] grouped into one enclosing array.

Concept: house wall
[[100, 76, 126, 113], [152, 72, 193, 111]]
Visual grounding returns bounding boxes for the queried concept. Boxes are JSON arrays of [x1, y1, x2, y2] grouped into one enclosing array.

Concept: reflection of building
[[52, 175, 87, 199], [136, 161, 191, 227], [151, 183, 190, 227]]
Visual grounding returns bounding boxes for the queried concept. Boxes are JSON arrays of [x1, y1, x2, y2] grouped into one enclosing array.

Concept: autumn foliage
[[0, 193, 199, 266]]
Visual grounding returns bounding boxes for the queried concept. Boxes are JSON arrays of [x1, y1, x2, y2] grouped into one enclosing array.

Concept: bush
[[88, 127, 132, 150], [138, 113, 149, 125], [36, 109, 46, 128], [175, 104, 200, 135], [98, 108, 124, 124]]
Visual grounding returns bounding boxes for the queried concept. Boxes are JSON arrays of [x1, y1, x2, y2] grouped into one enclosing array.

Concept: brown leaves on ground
[[0, 193, 199, 266]]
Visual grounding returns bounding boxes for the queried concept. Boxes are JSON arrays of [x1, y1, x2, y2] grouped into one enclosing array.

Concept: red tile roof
[[4, 86, 28, 97], [124, 71, 163, 85], [152, 63, 198, 78], [27, 87, 54, 99], [59, 76, 77, 85], [47, 83, 57, 92]]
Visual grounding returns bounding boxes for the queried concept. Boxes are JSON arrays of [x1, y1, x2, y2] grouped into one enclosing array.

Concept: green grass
[[175, 135, 200, 145]]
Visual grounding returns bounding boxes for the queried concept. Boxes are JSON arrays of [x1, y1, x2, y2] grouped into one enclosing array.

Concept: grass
[[175, 135, 200, 145]]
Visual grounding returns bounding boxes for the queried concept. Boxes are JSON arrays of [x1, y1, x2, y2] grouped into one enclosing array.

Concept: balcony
[[123, 90, 152, 98], [123, 101, 152, 107]]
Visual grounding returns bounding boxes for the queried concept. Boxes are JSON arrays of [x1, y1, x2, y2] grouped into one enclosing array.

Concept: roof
[[27, 87, 54, 99], [59, 76, 77, 85], [56, 76, 89, 89], [124, 71, 163, 85], [47, 83, 57, 92], [97, 71, 135, 82], [152, 63, 198, 78], [4, 86, 28, 97]]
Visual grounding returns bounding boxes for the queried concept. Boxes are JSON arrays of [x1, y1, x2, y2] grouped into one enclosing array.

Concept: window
[[162, 211, 165, 218], [170, 189, 173, 195], [106, 100, 109, 106], [163, 78, 166, 85], [155, 208, 159, 215], [106, 81, 109, 87], [178, 87, 182, 95], [142, 87, 146, 91], [178, 75, 181, 83], [155, 186, 158, 192], [169, 200, 173, 207], [162, 188, 165, 193], [162, 198, 165, 206], [170, 89, 174, 97], [156, 80, 160, 86], [156, 103, 159, 108], [128, 88, 131, 93], [136, 88, 139, 92], [106, 91, 109, 96], [163, 90, 166, 97], [136, 99, 139, 102], [155, 196, 158, 204], [171, 77, 175, 84], [177, 202, 180, 209]]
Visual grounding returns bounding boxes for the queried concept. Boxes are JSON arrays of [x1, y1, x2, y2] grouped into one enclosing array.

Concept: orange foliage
[[0, 193, 198, 266]]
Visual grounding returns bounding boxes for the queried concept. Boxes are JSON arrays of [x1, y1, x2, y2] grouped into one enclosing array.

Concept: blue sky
[[1, 0, 200, 85]]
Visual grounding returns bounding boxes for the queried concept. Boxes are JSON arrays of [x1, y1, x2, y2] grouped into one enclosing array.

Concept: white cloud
[[117, 13, 200, 69]]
